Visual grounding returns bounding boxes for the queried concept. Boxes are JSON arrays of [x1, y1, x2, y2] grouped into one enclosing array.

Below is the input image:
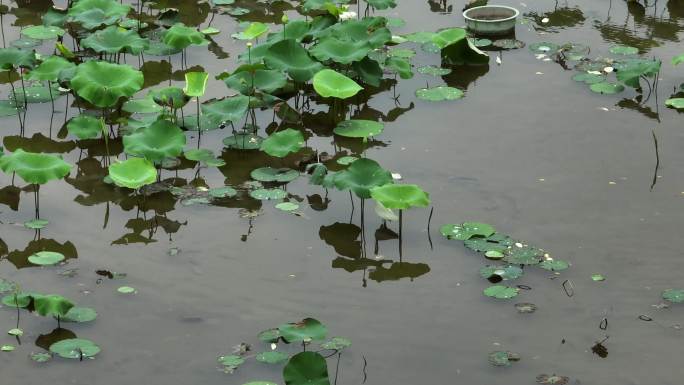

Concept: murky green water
[[1, 1, 683, 384]]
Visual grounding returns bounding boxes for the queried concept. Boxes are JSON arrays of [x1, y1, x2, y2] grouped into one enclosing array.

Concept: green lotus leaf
[[218, 354, 245, 371], [539, 259, 570, 271], [529, 42, 560, 54], [42, 7, 68, 27], [163, 23, 208, 50], [123, 119, 186, 163], [503, 246, 543, 265], [70, 61, 143, 107], [81, 25, 149, 54], [666, 98, 684, 109], [609, 45, 638, 55], [279, 318, 327, 343], [209, 186, 236, 198], [333, 158, 393, 199], [10, 38, 40, 49], [590, 82, 624, 95], [384, 56, 413, 79], [465, 233, 513, 253], [440, 222, 496, 240], [184, 71, 209, 97], [480, 265, 523, 281], [432, 28, 467, 49], [256, 350, 289, 364], [34, 294, 74, 318], [572, 72, 604, 85], [0, 48, 36, 70], [24, 218, 48, 229], [122, 95, 163, 113], [21, 25, 65, 40], [0, 149, 71, 184], [223, 132, 264, 150], [370, 184, 430, 210], [1, 292, 36, 308], [117, 286, 136, 294], [9, 84, 63, 104], [310, 37, 371, 65], [26, 56, 76, 82], [673, 54, 684, 66], [484, 285, 519, 299], [108, 158, 157, 189], [492, 39, 524, 50], [283, 351, 330, 385], [264, 39, 323, 82], [151, 87, 190, 109], [143, 37, 182, 56], [416, 86, 464, 101], [201, 95, 250, 124], [28, 251, 65, 266], [488, 350, 520, 366], [224, 68, 287, 94], [67, 114, 104, 140], [181, 114, 224, 132], [615, 60, 660, 88], [275, 202, 299, 212], [257, 328, 281, 342], [321, 337, 351, 350], [333, 120, 383, 139], [249, 188, 287, 200], [184, 148, 219, 163], [251, 167, 299, 183], [232, 22, 269, 40], [62, 307, 98, 323], [662, 288, 684, 303], [417, 65, 452, 76], [68, 0, 131, 30], [260, 128, 304, 157], [352, 57, 383, 87], [30, 352, 52, 363], [0, 100, 22, 117], [313, 69, 362, 99], [404, 31, 436, 44], [49, 338, 100, 359], [0, 278, 17, 294]]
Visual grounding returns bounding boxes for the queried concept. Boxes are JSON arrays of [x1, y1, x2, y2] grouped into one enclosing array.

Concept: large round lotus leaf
[[310, 37, 371, 65], [163, 23, 208, 50], [539, 259, 570, 271], [68, 0, 131, 29], [416, 86, 464, 101], [224, 133, 264, 150], [62, 306, 98, 322], [70, 61, 143, 107], [283, 351, 330, 385], [34, 294, 74, 318], [484, 285, 519, 299], [26, 56, 76, 82], [333, 120, 383, 139], [201, 95, 250, 124], [9, 84, 63, 104], [503, 246, 543, 265], [572, 72, 604, 85], [151, 87, 189, 109], [313, 69, 363, 99], [260, 128, 304, 158], [249, 188, 287, 200], [333, 158, 393, 199], [417, 65, 452, 76], [665, 98, 684, 109], [123, 119, 186, 163], [1, 292, 35, 308], [609, 45, 638, 55], [108, 158, 156, 189], [279, 318, 327, 343], [251, 167, 299, 183], [122, 96, 163, 113], [81, 25, 149, 54], [0, 149, 71, 184], [0, 48, 36, 69], [590, 82, 624, 95], [224, 69, 287, 94], [21, 25, 65, 40], [480, 265, 523, 281], [264, 39, 323, 82], [440, 222, 495, 240], [28, 251, 65, 266], [67, 115, 104, 140], [662, 288, 684, 303], [529, 42, 560, 53], [370, 184, 430, 210], [256, 350, 289, 364], [431, 28, 467, 49], [49, 338, 100, 359], [232, 22, 269, 40]]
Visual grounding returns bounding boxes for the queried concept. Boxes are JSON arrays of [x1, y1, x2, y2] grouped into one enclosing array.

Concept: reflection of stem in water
[[33, 184, 40, 219], [103, 202, 110, 229], [427, 206, 434, 250], [650, 128, 659, 190], [398, 209, 403, 261], [334, 352, 341, 385], [348, 191, 354, 223]]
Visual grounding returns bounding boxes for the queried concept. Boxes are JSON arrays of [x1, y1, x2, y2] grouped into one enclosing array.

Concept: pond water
[[1, 0, 683, 384]]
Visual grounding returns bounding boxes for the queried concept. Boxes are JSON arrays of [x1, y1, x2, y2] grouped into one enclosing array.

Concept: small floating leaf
[[250, 188, 287, 200], [62, 307, 98, 323], [503, 246, 542, 265], [279, 318, 327, 343], [514, 302, 537, 314], [275, 202, 299, 212], [440, 222, 495, 241], [251, 167, 299, 183], [484, 285, 519, 299], [28, 251, 65, 266], [480, 265, 523, 281], [488, 350, 520, 366], [24, 219, 49, 229], [536, 374, 569, 384], [256, 350, 289, 364], [321, 337, 351, 351], [416, 86, 464, 101], [49, 338, 100, 359], [1, 345, 15, 352], [591, 274, 605, 282], [609, 45, 638, 55], [572, 73, 604, 84], [590, 81, 625, 94], [218, 354, 245, 372], [30, 352, 52, 362], [539, 259, 569, 271], [665, 98, 684, 109], [493, 39, 524, 49], [529, 42, 559, 53], [417, 66, 451, 76], [117, 286, 136, 294], [7, 328, 23, 336], [662, 288, 684, 303], [257, 328, 280, 343]]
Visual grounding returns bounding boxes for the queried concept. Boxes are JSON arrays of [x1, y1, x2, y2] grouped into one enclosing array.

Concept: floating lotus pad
[[250, 188, 287, 200], [0, 149, 72, 185], [484, 285, 519, 299], [488, 350, 520, 366], [465, 233, 513, 252], [479, 265, 523, 281], [590, 82, 624, 95], [251, 167, 299, 183], [28, 251, 65, 266], [49, 338, 100, 359], [256, 350, 289, 364], [81, 25, 149, 54], [529, 42, 560, 53], [572, 73, 604, 85], [609, 45, 638, 55], [662, 288, 684, 303], [539, 259, 570, 271], [260, 128, 304, 158], [503, 246, 543, 265], [333, 120, 383, 139], [416, 86, 464, 101], [417, 66, 452, 76], [62, 306, 98, 322], [440, 222, 496, 241], [492, 39, 524, 50], [278, 318, 327, 343]]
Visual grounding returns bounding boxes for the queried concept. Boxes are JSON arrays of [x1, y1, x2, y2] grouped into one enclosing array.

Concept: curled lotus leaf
[[440, 222, 496, 241], [163, 23, 208, 50], [70, 61, 143, 107], [249, 188, 287, 200], [260, 128, 304, 158], [67, 0, 132, 29], [33, 294, 74, 318], [313, 69, 363, 99], [108, 158, 157, 189], [123, 119, 186, 163], [67, 114, 104, 140], [264, 39, 323, 82], [26, 56, 75, 82], [0, 149, 72, 185], [332, 158, 393, 199], [370, 184, 430, 210]]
